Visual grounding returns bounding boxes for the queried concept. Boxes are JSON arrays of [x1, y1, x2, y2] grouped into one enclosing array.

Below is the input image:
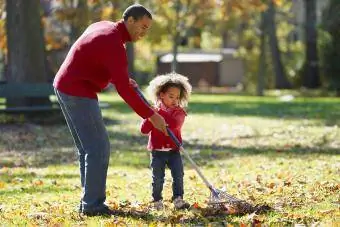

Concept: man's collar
[[117, 19, 132, 43]]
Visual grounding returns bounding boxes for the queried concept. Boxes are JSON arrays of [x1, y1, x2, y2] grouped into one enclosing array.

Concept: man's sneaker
[[81, 205, 115, 216], [173, 197, 190, 210], [152, 200, 164, 210]]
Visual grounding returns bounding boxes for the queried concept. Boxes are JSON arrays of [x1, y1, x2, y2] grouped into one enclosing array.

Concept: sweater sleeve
[[140, 119, 153, 134], [158, 108, 186, 129], [104, 41, 154, 119]]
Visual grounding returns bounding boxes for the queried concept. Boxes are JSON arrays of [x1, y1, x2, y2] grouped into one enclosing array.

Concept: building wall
[[157, 61, 219, 87]]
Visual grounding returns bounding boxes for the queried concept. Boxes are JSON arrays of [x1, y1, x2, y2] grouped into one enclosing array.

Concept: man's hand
[[129, 78, 138, 88], [149, 112, 168, 136]]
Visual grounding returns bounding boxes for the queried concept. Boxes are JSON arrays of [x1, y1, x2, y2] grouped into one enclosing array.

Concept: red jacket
[[53, 20, 154, 119], [141, 106, 187, 151]]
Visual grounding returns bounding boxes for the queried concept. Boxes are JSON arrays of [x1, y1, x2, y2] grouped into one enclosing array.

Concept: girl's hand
[[129, 78, 138, 88]]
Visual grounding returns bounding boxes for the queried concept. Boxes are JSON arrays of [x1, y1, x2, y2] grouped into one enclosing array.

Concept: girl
[[140, 72, 192, 210]]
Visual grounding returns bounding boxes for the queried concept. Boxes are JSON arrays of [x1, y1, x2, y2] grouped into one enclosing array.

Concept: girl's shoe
[[173, 197, 190, 210], [152, 200, 164, 210]]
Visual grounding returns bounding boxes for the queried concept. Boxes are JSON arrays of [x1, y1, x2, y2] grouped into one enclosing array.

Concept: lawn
[[0, 92, 339, 226]]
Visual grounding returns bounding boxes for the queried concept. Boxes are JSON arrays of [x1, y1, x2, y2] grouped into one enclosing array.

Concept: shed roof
[[159, 53, 223, 63]]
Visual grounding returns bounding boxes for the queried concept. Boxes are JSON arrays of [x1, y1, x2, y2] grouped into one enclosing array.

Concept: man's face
[[126, 15, 152, 42]]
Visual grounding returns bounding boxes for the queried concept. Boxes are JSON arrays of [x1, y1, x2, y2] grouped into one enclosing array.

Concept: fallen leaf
[[319, 209, 335, 215], [266, 182, 275, 189], [33, 179, 44, 186], [192, 202, 201, 209]]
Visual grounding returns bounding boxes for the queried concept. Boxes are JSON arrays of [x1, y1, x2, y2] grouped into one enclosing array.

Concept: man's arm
[[103, 41, 168, 134], [104, 41, 153, 119]]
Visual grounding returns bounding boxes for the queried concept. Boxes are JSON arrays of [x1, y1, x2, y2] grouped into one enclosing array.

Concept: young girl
[[140, 72, 192, 210]]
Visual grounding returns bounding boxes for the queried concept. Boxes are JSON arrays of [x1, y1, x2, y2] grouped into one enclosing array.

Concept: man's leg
[[55, 89, 86, 212], [55, 89, 110, 212], [55, 89, 85, 188]]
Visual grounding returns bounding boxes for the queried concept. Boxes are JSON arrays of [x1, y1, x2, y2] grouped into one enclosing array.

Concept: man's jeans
[[55, 89, 110, 211], [151, 151, 184, 201]]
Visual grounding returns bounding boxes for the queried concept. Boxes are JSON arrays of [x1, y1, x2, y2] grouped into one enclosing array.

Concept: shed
[[156, 49, 244, 87]]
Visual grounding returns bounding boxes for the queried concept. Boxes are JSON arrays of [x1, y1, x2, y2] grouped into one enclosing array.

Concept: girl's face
[[160, 87, 181, 108]]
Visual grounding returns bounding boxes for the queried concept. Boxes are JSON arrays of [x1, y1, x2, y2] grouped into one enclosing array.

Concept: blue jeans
[[150, 151, 184, 201], [55, 89, 110, 212]]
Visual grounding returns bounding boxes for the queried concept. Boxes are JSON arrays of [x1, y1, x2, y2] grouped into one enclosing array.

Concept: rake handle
[[135, 87, 218, 196]]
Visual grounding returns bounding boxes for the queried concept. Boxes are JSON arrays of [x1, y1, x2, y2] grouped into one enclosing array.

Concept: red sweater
[[141, 106, 187, 151], [53, 20, 154, 119]]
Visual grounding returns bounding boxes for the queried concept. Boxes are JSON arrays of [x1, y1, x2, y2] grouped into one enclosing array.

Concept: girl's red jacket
[[53, 20, 154, 119], [140, 106, 187, 151]]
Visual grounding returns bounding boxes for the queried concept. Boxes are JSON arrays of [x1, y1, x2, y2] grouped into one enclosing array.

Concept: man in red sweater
[[53, 4, 167, 216]]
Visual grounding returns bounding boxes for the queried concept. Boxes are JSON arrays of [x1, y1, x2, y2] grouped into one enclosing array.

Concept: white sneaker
[[173, 197, 190, 210], [152, 200, 164, 210]]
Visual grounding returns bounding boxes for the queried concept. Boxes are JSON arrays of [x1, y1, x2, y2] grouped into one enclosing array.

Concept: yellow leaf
[[273, 0, 283, 7], [0, 181, 5, 189], [101, 7, 113, 20]]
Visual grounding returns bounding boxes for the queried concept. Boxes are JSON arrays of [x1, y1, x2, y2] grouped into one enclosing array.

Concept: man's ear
[[127, 16, 135, 25]]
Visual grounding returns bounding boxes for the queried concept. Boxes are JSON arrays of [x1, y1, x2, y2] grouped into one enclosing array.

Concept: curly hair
[[147, 72, 192, 108]]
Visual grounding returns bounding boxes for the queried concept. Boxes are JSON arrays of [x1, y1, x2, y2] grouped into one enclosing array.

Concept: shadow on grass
[[0, 172, 79, 182], [0, 111, 120, 126], [1, 128, 338, 168], [0, 185, 77, 196]]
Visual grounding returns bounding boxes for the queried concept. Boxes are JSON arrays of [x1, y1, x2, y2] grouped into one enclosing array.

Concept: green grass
[[0, 92, 339, 226]]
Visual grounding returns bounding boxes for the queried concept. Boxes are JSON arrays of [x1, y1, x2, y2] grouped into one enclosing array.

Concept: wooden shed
[[156, 49, 244, 87]]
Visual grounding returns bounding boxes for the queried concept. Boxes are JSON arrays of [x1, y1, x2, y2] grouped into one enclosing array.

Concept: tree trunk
[[257, 12, 267, 96], [6, 0, 50, 107], [267, 0, 291, 89], [171, 0, 181, 72], [70, 0, 89, 43], [302, 0, 320, 88]]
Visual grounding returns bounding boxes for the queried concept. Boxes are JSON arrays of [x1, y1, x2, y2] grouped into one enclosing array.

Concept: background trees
[[0, 0, 338, 95]]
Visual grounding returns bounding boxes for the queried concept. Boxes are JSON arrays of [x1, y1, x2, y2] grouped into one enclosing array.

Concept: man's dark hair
[[122, 4, 152, 21]]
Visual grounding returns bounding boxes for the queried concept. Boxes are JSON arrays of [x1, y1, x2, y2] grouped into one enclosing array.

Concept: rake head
[[208, 188, 256, 214]]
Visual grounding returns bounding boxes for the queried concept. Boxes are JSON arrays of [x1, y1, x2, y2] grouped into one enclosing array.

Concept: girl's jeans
[[151, 150, 184, 201], [55, 89, 110, 211]]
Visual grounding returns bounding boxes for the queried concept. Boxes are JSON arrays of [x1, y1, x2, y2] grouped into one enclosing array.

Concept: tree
[[321, 0, 340, 96], [146, 0, 217, 71], [266, 0, 291, 89], [6, 0, 50, 107], [257, 11, 267, 96], [302, 0, 320, 88]]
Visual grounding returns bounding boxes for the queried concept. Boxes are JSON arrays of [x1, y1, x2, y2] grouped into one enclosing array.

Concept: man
[[53, 4, 167, 216]]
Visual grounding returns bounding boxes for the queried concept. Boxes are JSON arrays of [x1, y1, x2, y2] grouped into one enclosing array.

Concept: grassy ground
[[0, 92, 339, 226]]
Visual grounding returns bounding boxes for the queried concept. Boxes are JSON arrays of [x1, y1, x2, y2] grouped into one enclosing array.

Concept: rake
[[135, 88, 255, 214]]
